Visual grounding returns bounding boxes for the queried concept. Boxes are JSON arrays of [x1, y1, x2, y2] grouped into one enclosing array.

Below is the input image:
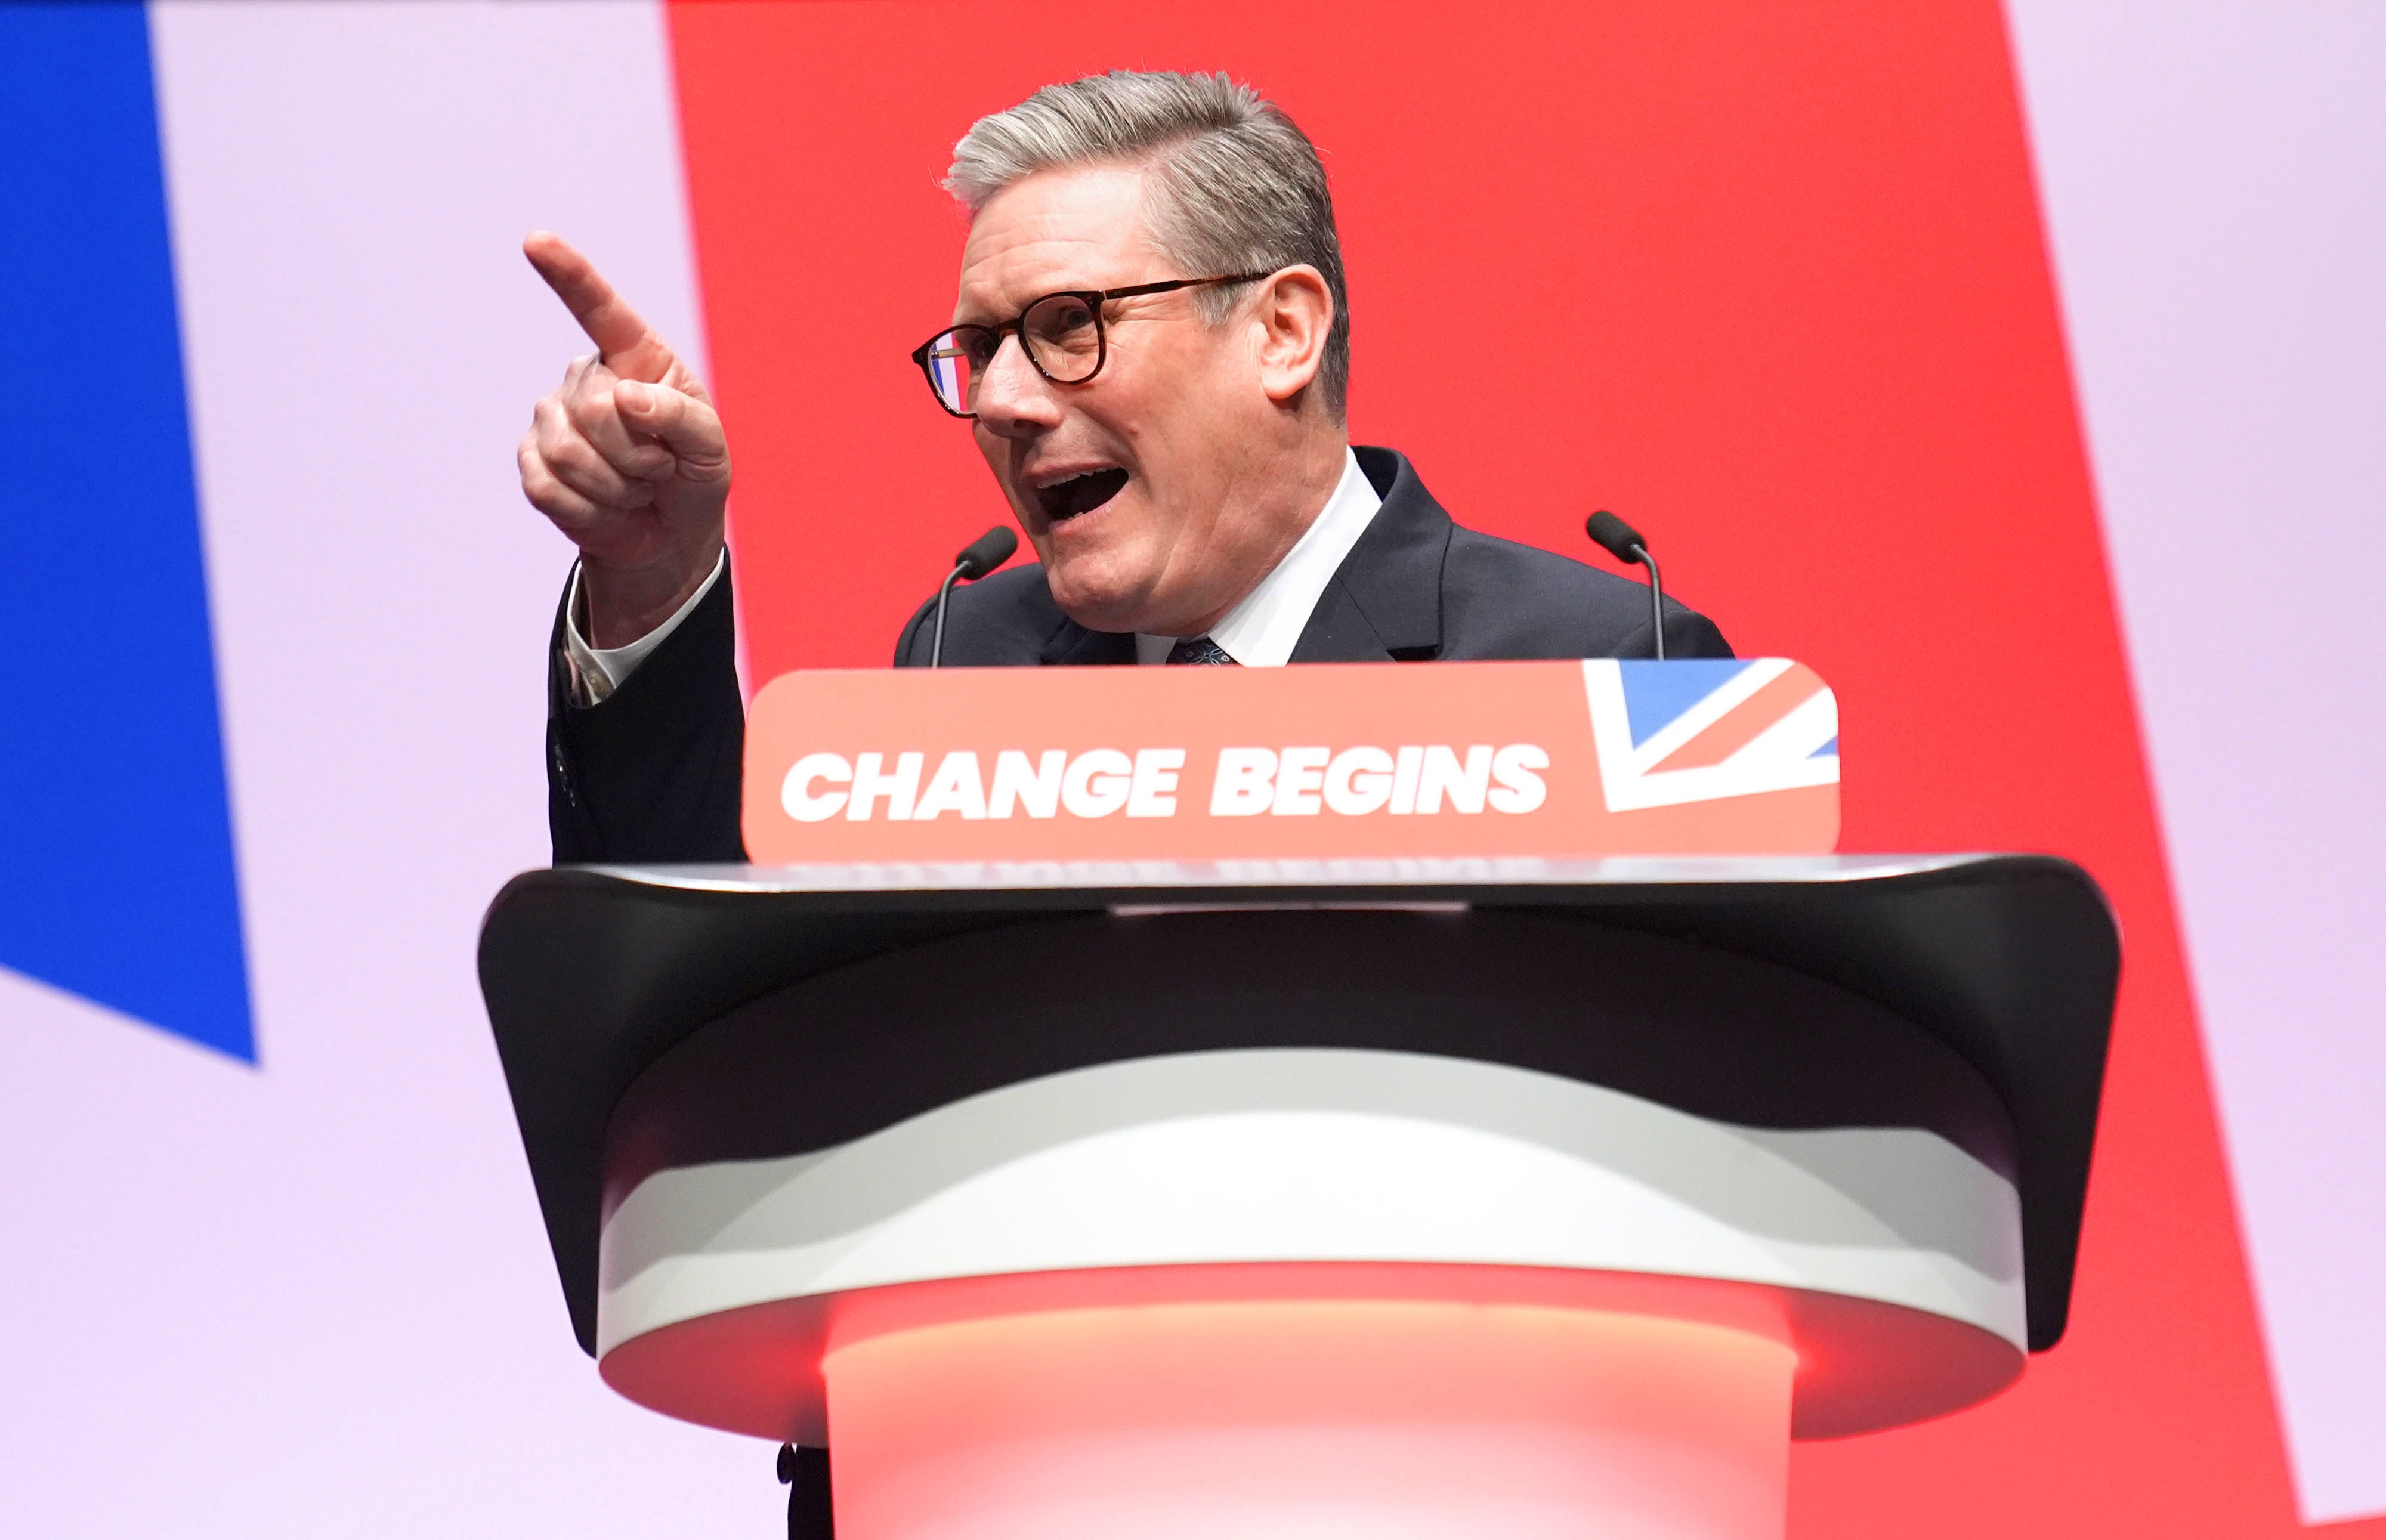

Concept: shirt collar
[[1135, 447, 1383, 666]]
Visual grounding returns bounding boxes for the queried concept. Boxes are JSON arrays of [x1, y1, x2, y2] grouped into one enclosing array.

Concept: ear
[[1250, 265, 1334, 406]]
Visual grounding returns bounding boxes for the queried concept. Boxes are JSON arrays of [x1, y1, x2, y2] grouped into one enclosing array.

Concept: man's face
[[956, 164, 1297, 636]]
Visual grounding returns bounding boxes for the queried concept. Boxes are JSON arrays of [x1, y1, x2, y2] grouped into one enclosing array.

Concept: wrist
[[578, 540, 723, 648]]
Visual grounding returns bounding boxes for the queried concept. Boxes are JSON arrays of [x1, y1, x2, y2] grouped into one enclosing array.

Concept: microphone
[[931, 525, 1018, 667], [1585, 509, 1667, 661]]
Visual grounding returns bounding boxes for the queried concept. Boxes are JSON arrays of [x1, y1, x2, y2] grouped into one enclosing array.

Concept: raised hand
[[518, 231, 730, 647]]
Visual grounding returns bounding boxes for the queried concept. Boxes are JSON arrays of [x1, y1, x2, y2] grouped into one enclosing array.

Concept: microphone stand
[[1585, 510, 1667, 661], [931, 558, 969, 668], [930, 526, 1018, 667], [1629, 542, 1665, 661]]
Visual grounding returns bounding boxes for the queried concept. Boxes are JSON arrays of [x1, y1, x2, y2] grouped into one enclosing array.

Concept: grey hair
[[946, 70, 1350, 420]]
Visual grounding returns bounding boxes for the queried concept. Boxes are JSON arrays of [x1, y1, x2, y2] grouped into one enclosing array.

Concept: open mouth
[[1034, 467, 1129, 524]]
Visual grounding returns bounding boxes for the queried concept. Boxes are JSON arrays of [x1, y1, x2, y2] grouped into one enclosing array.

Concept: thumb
[[616, 381, 729, 481]]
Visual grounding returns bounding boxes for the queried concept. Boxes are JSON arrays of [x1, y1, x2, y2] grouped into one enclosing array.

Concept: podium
[[480, 849, 2116, 1540]]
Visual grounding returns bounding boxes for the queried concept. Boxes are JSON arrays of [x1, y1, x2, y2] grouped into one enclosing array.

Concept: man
[[520, 68, 1729, 865]]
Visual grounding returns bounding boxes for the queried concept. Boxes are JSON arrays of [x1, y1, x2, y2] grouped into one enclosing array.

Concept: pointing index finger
[[523, 230, 675, 384]]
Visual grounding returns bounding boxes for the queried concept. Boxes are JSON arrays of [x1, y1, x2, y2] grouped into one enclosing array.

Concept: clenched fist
[[518, 231, 730, 647]]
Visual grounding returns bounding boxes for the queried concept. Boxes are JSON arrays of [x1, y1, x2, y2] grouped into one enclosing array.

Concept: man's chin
[[1041, 551, 1162, 635]]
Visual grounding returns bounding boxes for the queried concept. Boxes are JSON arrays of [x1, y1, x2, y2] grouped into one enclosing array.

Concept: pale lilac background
[[0, 1, 2379, 1532], [0, 2, 761, 1533], [2007, 1, 2386, 1522]]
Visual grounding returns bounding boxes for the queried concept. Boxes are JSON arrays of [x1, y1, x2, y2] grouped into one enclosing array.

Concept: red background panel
[[666, 1, 2379, 1533]]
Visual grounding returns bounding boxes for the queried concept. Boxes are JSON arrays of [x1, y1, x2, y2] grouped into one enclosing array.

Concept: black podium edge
[[475, 854, 2118, 1357]]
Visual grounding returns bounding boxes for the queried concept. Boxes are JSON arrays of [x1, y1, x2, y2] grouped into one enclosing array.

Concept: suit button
[[550, 739, 577, 805]]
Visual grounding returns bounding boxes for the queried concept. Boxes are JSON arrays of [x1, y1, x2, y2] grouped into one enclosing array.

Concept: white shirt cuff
[[562, 549, 727, 705]]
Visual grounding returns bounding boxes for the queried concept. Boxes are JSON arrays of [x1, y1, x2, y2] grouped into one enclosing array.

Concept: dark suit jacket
[[548, 446, 1730, 864]]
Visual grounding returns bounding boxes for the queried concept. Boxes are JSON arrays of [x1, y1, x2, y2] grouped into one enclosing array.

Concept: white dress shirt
[[561, 448, 1379, 698], [1133, 447, 1382, 666], [562, 549, 725, 705]]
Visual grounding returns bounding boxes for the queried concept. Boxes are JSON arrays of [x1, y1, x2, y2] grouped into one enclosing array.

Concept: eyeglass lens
[[923, 292, 1107, 415]]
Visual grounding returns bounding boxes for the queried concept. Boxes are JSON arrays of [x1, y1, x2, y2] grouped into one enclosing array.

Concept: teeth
[[1034, 465, 1127, 521]]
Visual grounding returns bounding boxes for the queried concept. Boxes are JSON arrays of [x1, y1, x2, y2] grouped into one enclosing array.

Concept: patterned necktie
[[1166, 635, 1238, 666]]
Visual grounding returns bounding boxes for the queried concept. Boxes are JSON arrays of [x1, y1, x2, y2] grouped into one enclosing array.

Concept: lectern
[[481, 850, 2116, 1540]]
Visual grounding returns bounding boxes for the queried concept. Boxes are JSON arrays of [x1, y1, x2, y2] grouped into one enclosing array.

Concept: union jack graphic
[[1582, 659, 1840, 812]]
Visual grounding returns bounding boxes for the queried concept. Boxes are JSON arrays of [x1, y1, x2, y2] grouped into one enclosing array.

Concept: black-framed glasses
[[910, 274, 1271, 418]]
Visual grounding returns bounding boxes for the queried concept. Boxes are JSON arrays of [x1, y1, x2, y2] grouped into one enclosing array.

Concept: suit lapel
[[1289, 446, 1451, 663], [1039, 616, 1138, 666]]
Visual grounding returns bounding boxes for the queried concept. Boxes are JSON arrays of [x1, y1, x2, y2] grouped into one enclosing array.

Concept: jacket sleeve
[[891, 592, 935, 667], [1621, 601, 1733, 661], [546, 559, 747, 864]]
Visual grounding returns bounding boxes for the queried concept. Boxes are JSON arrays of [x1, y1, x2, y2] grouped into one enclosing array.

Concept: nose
[[971, 330, 1064, 438]]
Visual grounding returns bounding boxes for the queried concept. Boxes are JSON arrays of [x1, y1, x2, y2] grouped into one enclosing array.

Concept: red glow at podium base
[[823, 1297, 1797, 1540]]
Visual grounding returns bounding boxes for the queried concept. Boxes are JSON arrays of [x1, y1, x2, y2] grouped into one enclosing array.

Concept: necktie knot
[[1166, 635, 1237, 666]]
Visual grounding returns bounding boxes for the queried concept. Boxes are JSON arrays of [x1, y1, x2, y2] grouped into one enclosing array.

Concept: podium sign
[[741, 658, 1839, 864]]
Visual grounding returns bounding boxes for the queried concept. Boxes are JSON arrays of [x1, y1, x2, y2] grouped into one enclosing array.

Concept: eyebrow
[[953, 275, 1262, 331]]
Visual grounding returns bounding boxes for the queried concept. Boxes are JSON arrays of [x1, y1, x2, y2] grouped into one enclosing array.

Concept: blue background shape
[[0, 2, 255, 1061]]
